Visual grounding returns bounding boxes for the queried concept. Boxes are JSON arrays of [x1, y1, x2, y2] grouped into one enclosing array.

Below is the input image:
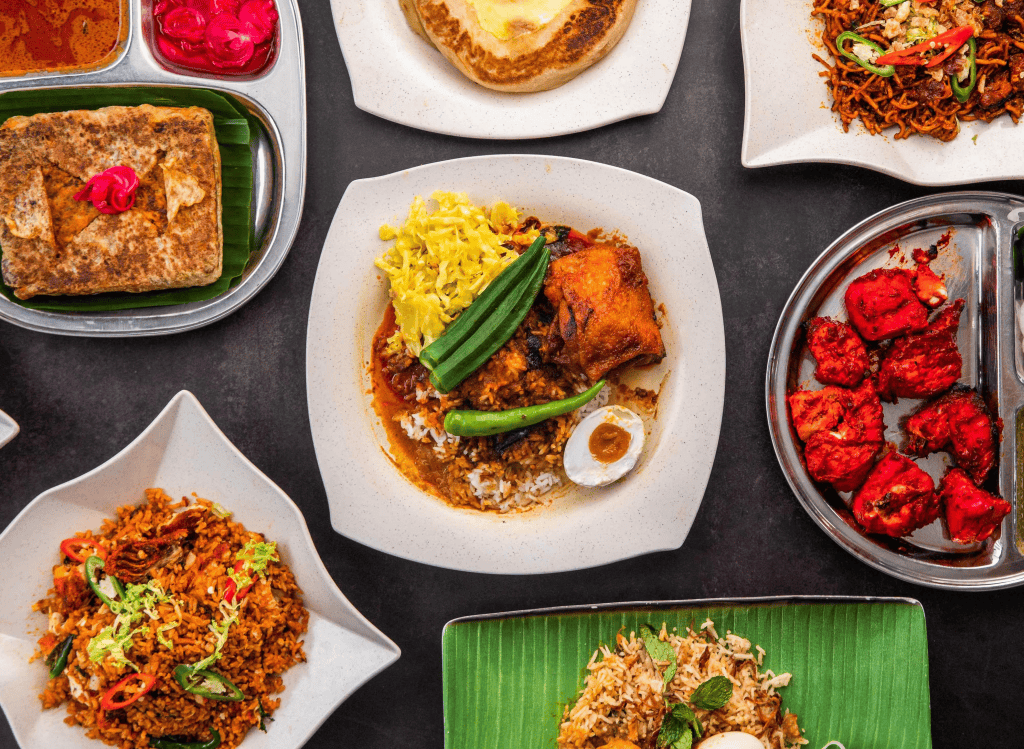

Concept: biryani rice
[[33, 489, 309, 749]]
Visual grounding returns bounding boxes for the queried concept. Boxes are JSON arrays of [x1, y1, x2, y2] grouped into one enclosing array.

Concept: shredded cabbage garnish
[[376, 191, 527, 356], [156, 621, 180, 650], [88, 581, 176, 668], [88, 621, 150, 670]]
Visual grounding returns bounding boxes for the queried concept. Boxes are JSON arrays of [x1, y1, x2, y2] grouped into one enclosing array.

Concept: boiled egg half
[[564, 406, 644, 487], [696, 732, 764, 749]]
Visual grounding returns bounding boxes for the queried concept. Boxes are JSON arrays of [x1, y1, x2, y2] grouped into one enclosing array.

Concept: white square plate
[[0, 391, 400, 749], [306, 154, 726, 574], [740, 0, 1024, 185], [330, 0, 691, 139]]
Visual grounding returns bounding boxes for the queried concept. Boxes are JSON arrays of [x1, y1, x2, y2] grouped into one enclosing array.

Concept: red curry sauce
[[0, 0, 124, 76]]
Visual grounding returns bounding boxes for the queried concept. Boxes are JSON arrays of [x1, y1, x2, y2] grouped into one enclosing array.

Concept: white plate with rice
[[306, 154, 726, 574]]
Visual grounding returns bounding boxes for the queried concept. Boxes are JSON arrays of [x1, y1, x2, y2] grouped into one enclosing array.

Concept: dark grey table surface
[[1, 1, 1021, 748]]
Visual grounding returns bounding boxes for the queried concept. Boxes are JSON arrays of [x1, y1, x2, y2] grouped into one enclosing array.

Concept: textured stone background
[[1, 0, 1021, 747]]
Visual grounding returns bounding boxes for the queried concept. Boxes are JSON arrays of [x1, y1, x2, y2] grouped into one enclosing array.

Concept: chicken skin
[[876, 299, 964, 402], [805, 317, 869, 387], [792, 379, 885, 492], [905, 386, 999, 485], [851, 452, 939, 537], [845, 268, 931, 341], [938, 468, 1011, 543]]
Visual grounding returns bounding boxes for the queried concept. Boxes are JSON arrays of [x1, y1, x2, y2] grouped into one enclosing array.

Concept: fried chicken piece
[[804, 317, 869, 387], [876, 299, 964, 402], [904, 386, 999, 485], [912, 264, 948, 308], [851, 452, 939, 536], [106, 511, 201, 582], [845, 268, 930, 341], [938, 468, 1011, 543], [801, 380, 885, 492]]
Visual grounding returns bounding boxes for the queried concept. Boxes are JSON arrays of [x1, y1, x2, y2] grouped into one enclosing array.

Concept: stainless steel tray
[[767, 192, 1024, 590], [0, 0, 306, 337]]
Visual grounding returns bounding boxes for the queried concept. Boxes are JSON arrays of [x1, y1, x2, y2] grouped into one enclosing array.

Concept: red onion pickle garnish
[[72, 166, 139, 215], [153, 0, 277, 74]]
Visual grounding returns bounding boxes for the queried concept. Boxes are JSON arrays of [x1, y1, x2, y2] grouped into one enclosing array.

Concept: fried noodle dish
[[812, 0, 1024, 140], [33, 489, 309, 749], [557, 620, 805, 749]]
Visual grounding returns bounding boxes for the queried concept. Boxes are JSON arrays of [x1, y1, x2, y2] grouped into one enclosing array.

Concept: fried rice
[[32, 488, 308, 749], [557, 620, 806, 749]]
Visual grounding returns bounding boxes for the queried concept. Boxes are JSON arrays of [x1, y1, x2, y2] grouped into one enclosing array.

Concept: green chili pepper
[[84, 555, 125, 609], [951, 37, 977, 103], [444, 379, 606, 437], [836, 31, 896, 77], [149, 728, 221, 749], [420, 236, 547, 370], [429, 246, 551, 394], [45, 634, 75, 679], [879, 0, 908, 6], [172, 665, 245, 701]]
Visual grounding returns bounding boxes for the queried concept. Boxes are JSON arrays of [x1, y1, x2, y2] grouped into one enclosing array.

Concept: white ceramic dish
[[330, 0, 690, 139], [740, 0, 1024, 185], [0, 409, 17, 449], [306, 154, 726, 574], [0, 391, 400, 749]]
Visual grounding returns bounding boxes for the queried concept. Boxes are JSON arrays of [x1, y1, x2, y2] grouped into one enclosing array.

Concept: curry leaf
[[640, 624, 677, 688], [689, 675, 734, 711]]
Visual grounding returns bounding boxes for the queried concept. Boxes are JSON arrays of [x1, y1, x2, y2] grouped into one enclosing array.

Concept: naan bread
[[406, 0, 638, 92], [0, 104, 222, 299]]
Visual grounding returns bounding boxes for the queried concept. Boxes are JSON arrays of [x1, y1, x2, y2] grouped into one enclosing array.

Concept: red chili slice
[[223, 560, 253, 604], [99, 673, 158, 710], [875, 25, 973, 67], [60, 538, 107, 563]]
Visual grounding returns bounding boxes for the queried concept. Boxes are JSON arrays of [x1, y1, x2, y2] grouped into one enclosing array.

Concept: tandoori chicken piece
[[876, 298, 964, 402], [851, 452, 939, 536], [938, 468, 1011, 543], [845, 268, 931, 341], [912, 264, 948, 308], [904, 386, 999, 485], [543, 243, 665, 381], [788, 385, 849, 442], [804, 317, 869, 387], [798, 380, 885, 492]]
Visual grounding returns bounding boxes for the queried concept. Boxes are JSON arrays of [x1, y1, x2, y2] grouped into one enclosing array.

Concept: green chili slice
[[84, 555, 126, 609], [149, 728, 221, 749], [172, 665, 245, 701], [951, 37, 977, 103], [879, 0, 908, 6], [429, 246, 551, 394], [444, 379, 606, 437], [836, 31, 896, 77], [419, 235, 548, 370], [46, 634, 75, 679]]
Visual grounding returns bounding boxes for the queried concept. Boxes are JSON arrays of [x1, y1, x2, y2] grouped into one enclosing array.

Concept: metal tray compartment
[[767, 192, 1024, 590], [0, 0, 305, 337]]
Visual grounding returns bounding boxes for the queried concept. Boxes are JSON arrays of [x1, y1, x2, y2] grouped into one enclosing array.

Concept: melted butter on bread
[[466, 0, 573, 40]]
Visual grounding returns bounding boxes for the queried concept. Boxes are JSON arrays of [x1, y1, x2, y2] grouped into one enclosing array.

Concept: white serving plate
[[0, 410, 17, 450], [330, 0, 690, 139], [0, 391, 400, 749], [740, 0, 1024, 185], [306, 154, 726, 574]]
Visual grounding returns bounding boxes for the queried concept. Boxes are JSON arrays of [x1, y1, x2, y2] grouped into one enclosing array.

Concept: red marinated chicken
[[845, 268, 931, 341], [938, 468, 1011, 543], [794, 380, 885, 492], [788, 386, 849, 442], [905, 386, 999, 485], [805, 317, 869, 387], [912, 264, 948, 308], [851, 452, 939, 537], [876, 299, 964, 402]]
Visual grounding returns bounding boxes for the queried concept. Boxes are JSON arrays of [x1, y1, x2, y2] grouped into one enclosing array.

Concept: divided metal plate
[[767, 192, 1024, 590], [0, 0, 306, 337]]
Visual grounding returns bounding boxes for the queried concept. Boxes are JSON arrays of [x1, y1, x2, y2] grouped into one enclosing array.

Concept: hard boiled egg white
[[696, 732, 764, 749], [563, 406, 644, 487]]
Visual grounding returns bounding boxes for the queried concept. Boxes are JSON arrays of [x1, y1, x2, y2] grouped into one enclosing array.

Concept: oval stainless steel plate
[[767, 192, 1024, 590], [0, 0, 306, 337]]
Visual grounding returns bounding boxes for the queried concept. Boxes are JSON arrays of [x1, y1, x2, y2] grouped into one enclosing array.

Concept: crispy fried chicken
[[851, 452, 939, 537], [938, 468, 1011, 543], [805, 317, 869, 387], [904, 386, 999, 486], [845, 268, 931, 341], [876, 299, 964, 402]]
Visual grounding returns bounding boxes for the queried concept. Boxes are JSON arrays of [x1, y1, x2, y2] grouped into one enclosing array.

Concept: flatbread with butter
[[406, 0, 638, 92], [0, 104, 222, 300]]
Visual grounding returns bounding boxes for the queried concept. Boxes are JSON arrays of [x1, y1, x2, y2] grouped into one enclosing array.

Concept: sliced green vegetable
[[880, 0, 908, 6], [157, 621, 180, 650], [149, 728, 222, 749], [429, 245, 551, 393], [689, 675, 734, 711], [84, 555, 126, 609], [951, 37, 977, 103], [173, 665, 245, 701], [835, 31, 895, 77], [46, 634, 75, 679], [640, 624, 678, 688], [420, 235, 547, 370], [443, 379, 605, 437]]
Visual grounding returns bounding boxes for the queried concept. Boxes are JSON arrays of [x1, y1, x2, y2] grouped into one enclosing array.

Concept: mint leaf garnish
[[640, 624, 677, 688], [689, 675, 734, 711]]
